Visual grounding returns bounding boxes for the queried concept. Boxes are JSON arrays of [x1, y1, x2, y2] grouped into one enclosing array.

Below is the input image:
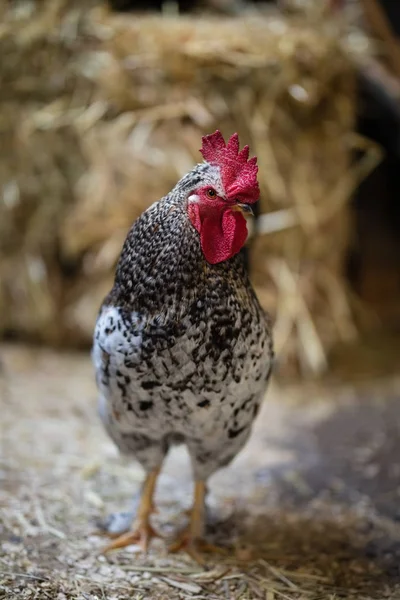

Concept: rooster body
[[92, 134, 273, 556]]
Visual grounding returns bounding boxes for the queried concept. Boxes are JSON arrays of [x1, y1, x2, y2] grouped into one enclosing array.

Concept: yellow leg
[[191, 480, 206, 539], [169, 481, 225, 563], [101, 469, 161, 554]]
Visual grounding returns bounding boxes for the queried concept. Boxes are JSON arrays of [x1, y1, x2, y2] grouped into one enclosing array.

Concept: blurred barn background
[[1, 0, 400, 380], [2, 2, 400, 599]]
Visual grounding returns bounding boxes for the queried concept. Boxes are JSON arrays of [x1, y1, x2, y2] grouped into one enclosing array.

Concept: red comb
[[200, 130, 259, 204]]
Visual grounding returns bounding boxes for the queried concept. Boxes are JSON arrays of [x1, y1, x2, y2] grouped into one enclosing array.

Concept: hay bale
[[0, 0, 377, 376]]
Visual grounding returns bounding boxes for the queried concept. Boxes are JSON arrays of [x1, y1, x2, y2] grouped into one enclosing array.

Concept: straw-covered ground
[[1, 343, 400, 600]]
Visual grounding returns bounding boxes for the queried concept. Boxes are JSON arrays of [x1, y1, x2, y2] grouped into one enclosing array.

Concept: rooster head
[[186, 130, 259, 265]]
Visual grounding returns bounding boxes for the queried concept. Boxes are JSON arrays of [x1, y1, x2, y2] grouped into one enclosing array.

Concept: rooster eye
[[206, 188, 217, 199]]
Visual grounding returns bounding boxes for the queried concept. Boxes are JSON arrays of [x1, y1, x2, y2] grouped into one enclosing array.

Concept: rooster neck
[[107, 192, 247, 315]]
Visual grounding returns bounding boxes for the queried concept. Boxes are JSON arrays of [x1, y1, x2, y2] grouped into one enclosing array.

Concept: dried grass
[[0, 0, 379, 376], [2, 344, 400, 600]]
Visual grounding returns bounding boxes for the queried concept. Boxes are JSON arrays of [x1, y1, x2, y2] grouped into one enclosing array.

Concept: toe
[[168, 536, 205, 564], [101, 530, 141, 553], [100, 521, 161, 554], [168, 534, 225, 564]]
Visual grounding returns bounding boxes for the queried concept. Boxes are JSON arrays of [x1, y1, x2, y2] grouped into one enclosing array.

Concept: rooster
[[92, 130, 274, 559]]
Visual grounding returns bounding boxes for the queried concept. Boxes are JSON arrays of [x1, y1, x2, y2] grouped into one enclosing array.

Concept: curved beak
[[233, 203, 254, 216]]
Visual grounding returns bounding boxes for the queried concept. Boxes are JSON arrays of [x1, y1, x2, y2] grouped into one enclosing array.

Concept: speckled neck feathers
[[107, 163, 248, 315]]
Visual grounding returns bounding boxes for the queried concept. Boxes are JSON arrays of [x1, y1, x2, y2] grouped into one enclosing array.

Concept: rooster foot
[[98, 469, 161, 554], [169, 532, 226, 564], [100, 519, 161, 554], [168, 480, 226, 563]]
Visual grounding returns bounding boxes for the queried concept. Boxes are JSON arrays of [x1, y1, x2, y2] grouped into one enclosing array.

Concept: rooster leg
[[169, 481, 225, 563], [101, 469, 161, 554]]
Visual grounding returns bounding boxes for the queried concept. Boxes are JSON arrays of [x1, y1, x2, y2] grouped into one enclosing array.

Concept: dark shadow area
[[204, 503, 400, 596], [276, 395, 400, 520], [236, 513, 400, 591], [347, 76, 400, 330], [238, 394, 400, 591]]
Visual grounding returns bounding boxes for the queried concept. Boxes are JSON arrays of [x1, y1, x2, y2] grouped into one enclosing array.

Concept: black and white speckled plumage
[[92, 162, 273, 481]]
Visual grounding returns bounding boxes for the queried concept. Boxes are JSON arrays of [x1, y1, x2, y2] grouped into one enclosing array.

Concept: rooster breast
[[92, 277, 273, 480]]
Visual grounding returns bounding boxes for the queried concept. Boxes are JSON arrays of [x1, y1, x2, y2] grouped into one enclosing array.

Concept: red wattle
[[200, 210, 247, 264]]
